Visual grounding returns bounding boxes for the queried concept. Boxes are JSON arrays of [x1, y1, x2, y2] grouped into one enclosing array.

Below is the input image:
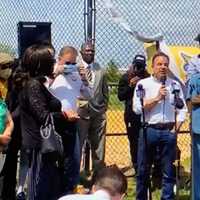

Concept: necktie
[[86, 66, 92, 82]]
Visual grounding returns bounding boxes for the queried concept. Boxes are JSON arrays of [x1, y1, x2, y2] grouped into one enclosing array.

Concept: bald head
[[58, 46, 78, 65]]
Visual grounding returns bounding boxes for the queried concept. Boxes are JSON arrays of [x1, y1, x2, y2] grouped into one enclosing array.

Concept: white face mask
[[0, 68, 12, 80]]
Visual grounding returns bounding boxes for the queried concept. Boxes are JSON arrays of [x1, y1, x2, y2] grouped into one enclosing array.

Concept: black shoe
[[16, 192, 26, 200]]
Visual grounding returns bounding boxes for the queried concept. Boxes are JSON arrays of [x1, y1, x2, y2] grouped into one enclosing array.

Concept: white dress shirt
[[133, 76, 187, 124], [49, 72, 91, 111], [82, 60, 95, 87], [58, 190, 111, 200]]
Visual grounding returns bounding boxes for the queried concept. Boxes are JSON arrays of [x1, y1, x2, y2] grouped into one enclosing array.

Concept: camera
[[132, 55, 146, 77]]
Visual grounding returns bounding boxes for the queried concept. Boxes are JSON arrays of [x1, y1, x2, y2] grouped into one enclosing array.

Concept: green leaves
[[106, 60, 121, 84]]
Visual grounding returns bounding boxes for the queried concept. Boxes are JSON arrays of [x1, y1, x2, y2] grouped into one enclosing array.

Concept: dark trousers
[[60, 122, 80, 196], [1, 145, 19, 200], [136, 127, 176, 200], [78, 113, 106, 171], [1, 121, 21, 200], [124, 117, 140, 171], [192, 133, 200, 200], [28, 150, 61, 200]]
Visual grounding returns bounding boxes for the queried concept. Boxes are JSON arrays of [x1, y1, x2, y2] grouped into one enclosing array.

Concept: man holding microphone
[[133, 52, 187, 200]]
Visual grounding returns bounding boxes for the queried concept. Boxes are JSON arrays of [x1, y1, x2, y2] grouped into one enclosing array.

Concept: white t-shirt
[[49, 72, 91, 111], [58, 190, 111, 200]]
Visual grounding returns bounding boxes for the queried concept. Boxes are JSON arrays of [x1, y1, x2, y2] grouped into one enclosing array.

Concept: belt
[[148, 122, 174, 130]]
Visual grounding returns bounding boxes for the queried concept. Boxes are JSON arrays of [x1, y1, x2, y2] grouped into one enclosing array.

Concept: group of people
[[117, 35, 200, 200], [0, 35, 199, 200], [0, 40, 108, 200]]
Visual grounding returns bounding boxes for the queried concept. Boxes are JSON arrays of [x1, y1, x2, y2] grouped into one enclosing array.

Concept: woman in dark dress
[[19, 44, 67, 200]]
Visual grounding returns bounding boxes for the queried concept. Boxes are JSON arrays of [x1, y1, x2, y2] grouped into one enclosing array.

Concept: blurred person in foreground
[[0, 53, 23, 200], [58, 165, 127, 200], [0, 53, 14, 152], [0, 52, 14, 199], [118, 54, 149, 173]]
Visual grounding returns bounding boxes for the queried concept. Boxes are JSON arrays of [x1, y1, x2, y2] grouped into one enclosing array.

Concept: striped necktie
[[86, 66, 92, 82]]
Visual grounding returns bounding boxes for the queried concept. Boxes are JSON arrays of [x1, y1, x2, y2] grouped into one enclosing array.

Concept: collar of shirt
[[133, 76, 187, 124], [43, 76, 55, 89], [151, 75, 170, 84], [82, 61, 95, 86], [82, 60, 94, 70]]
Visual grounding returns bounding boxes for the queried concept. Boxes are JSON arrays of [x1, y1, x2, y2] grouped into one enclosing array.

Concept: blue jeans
[[192, 133, 200, 200], [136, 127, 176, 200]]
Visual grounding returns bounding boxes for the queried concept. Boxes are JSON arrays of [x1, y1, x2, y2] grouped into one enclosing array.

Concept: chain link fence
[[0, 0, 199, 183], [106, 84, 191, 167]]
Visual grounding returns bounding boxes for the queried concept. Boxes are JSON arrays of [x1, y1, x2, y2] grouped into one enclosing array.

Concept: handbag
[[40, 114, 64, 159]]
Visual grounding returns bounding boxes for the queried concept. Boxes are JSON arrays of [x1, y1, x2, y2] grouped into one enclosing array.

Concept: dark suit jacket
[[118, 71, 149, 122], [78, 62, 109, 118]]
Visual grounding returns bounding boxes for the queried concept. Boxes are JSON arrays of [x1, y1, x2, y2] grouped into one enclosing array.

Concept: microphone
[[171, 82, 184, 109], [160, 76, 166, 122], [136, 84, 145, 99], [160, 76, 166, 85]]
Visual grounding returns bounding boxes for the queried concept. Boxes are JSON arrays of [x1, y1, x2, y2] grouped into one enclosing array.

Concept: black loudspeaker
[[17, 21, 52, 58]]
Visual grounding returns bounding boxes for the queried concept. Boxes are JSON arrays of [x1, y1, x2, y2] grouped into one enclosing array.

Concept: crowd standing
[[0, 34, 199, 200]]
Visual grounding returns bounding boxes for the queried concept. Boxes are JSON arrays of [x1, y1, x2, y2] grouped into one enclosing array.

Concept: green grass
[[125, 178, 191, 200], [125, 158, 191, 200], [79, 160, 191, 200], [108, 88, 124, 111]]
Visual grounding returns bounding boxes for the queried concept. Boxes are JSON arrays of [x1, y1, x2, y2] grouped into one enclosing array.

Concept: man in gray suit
[[78, 41, 109, 172]]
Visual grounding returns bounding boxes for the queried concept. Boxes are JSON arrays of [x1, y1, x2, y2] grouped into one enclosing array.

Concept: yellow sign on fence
[[145, 42, 200, 82]]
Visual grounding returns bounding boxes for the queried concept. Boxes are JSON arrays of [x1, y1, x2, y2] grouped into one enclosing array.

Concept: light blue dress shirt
[[187, 73, 200, 134]]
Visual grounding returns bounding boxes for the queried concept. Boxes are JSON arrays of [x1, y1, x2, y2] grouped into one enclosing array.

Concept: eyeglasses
[[65, 62, 77, 65]]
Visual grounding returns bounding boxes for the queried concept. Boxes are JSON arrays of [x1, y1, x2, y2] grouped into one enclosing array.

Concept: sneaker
[[16, 192, 26, 200]]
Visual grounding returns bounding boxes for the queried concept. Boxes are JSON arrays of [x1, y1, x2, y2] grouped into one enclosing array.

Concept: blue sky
[[0, 0, 199, 68]]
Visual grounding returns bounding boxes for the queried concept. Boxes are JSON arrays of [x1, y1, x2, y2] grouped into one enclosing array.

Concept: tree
[[0, 43, 15, 56], [106, 60, 121, 84]]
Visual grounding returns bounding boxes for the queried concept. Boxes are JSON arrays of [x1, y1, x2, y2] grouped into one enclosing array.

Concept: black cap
[[132, 54, 146, 68], [194, 34, 200, 42]]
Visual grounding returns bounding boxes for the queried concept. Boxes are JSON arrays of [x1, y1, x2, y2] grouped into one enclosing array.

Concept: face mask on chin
[[0, 68, 12, 80], [63, 64, 77, 74]]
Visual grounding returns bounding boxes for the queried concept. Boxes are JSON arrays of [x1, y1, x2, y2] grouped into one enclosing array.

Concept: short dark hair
[[92, 166, 127, 197], [152, 51, 169, 65], [80, 40, 94, 52], [58, 46, 78, 57], [21, 44, 55, 77]]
